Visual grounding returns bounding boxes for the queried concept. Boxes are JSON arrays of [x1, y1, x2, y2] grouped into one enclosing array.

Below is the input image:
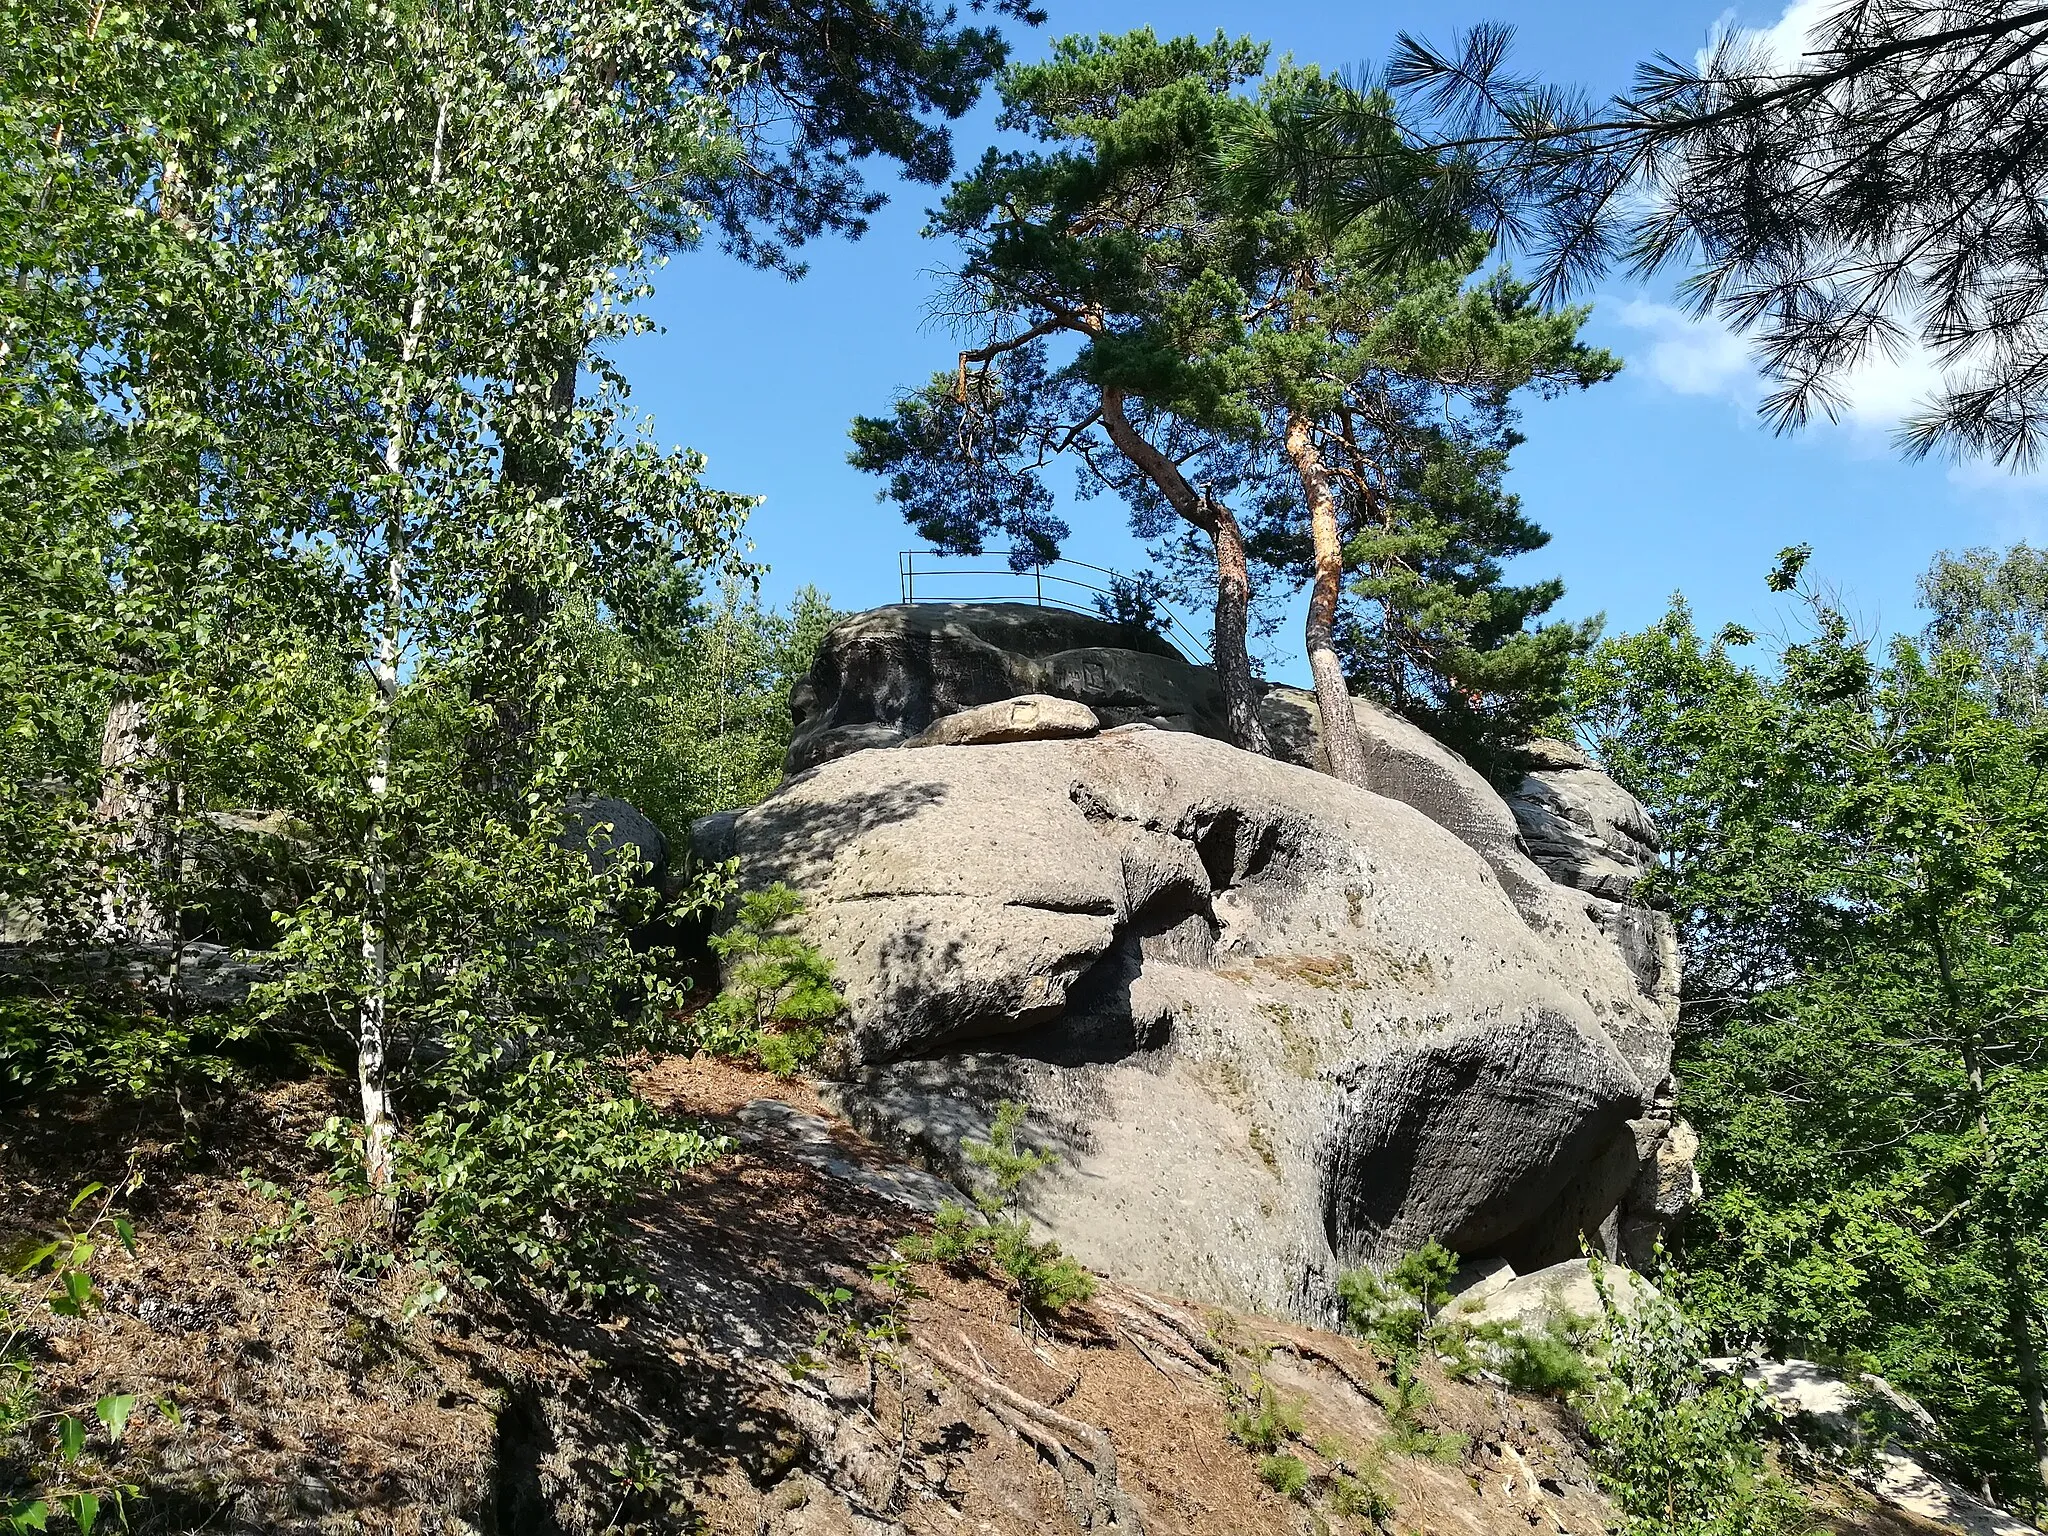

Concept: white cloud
[[1751, 0, 1835, 67], [1611, 298, 1948, 440], [1612, 299, 1756, 401], [1700, 0, 1833, 70]]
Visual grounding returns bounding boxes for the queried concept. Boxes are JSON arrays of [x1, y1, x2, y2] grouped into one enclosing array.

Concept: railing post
[[1035, 566, 1043, 606]]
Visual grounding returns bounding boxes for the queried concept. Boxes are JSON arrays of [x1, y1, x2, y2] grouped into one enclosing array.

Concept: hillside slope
[[0, 1059, 1960, 1535]]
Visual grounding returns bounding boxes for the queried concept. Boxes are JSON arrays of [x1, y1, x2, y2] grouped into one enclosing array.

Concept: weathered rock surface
[[907, 693, 1100, 748], [1508, 739, 1682, 1031], [1731, 1359, 2033, 1536], [786, 603, 1213, 774], [1509, 739, 1659, 902], [736, 723, 1677, 1320]]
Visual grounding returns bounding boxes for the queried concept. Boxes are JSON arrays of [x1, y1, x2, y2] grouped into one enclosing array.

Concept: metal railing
[[897, 549, 1212, 664]]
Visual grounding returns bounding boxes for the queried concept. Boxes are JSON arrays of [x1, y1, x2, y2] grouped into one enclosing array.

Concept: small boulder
[[557, 796, 667, 887], [905, 694, 1099, 748], [1452, 1258, 1658, 1333]]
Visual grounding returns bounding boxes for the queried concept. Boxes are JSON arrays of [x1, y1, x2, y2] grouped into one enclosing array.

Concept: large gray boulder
[[1451, 1257, 1659, 1333], [556, 795, 668, 887], [735, 726, 1678, 1320]]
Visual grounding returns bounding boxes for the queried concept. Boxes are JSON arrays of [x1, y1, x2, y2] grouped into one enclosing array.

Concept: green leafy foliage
[[2, 1181, 169, 1533], [0, 0, 1027, 1343], [562, 581, 841, 834], [1578, 1266, 1811, 1536], [1570, 548, 2048, 1499], [269, 820, 725, 1300]]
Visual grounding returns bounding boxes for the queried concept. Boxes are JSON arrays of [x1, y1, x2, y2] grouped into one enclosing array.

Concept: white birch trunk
[[359, 96, 447, 1197]]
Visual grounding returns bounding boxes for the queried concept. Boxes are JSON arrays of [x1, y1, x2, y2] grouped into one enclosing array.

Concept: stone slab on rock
[[1735, 1359, 1940, 1452], [1451, 1258, 1658, 1334], [733, 726, 1675, 1321], [906, 694, 1099, 748]]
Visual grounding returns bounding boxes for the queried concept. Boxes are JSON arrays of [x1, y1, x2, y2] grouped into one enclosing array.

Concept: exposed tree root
[[917, 1340, 1145, 1532]]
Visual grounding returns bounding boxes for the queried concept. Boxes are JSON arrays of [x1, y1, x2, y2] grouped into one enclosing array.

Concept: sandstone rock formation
[[786, 603, 1214, 774], [732, 678, 1685, 1319], [1506, 739, 1681, 1032], [557, 793, 668, 887], [1452, 1258, 1658, 1333]]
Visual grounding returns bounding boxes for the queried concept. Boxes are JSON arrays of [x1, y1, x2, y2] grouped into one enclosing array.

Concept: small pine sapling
[[1258, 1452, 1312, 1500], [901, 1100, 1096, 1324], [704, 884, 841, 1073], [1226, 1378, 1305, 1452], [1336, 1239, 1461, 1360], [1477, 1314, 1595, 1398]]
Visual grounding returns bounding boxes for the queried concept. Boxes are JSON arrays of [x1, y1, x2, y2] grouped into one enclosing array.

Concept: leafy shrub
[[702, 884, 842, 1071], [397, 1049, 721, 1299], [3, 1179, 172, 1532], [1578, 1262, 1812, 1536], [267, 817, 724, 1300], [1257, 1452, 1311, 1500]]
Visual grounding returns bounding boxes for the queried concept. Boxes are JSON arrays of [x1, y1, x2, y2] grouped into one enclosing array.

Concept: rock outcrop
[[1730, 1359, 2034, 1536], [734, 694, 1684, 1320], [727, 603, 1700, 1320], [781, 605, 1681, 1018], [786, 603, 1220, 774]]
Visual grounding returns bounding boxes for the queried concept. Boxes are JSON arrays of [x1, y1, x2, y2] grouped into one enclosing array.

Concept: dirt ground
[[0, 1057, 1968, 1535]]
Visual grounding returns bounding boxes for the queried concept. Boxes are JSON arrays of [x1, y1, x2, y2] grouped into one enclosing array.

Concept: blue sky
[[615, 0, 2046, 687]]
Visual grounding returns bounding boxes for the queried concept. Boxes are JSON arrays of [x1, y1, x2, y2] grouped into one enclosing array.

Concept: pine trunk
[[1098, 385, 1270, 755], [1283, 412, 1367, 787], [1209, 500, 1273, 757]]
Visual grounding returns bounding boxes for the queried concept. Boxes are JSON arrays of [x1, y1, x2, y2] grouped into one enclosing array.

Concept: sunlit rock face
[[733, 660, 1682, 1319]]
